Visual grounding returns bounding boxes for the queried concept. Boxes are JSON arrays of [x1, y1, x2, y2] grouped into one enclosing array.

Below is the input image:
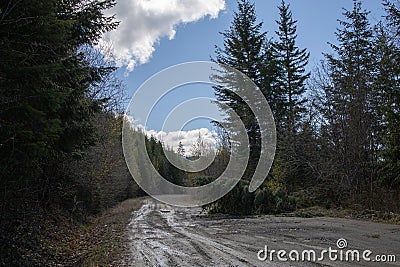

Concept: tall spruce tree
[[213, 0, 266, 180], [270, 0, 311, 192], [273, 0, 310, 135], [377, 1, 400, 189], [214, 0, 265, 85], [322, 0, 377, 195], [260, 40, 283, 123]]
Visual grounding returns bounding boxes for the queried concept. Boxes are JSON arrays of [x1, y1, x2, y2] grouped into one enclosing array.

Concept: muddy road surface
[[122, 199, 400, 266]]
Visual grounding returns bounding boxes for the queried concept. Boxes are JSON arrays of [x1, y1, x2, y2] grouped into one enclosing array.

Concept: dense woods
[[0, 0, 136, 264], [1, 0, 400, 265], [207, 0, 400, 214]]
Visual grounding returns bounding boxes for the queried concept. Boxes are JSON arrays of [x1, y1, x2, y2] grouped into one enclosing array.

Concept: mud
[[122, 199, 400, 266]]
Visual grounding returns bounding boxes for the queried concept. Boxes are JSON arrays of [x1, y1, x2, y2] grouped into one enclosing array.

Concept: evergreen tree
[[384, 0, 400, 41], [322, 0, 377, 194], [260, 40, 283, 124], [376, 1, 400, 189], [273, 0, 310, 134], [177, 141, 185, 157], [214, 0, 265, 85], [0, 0, 118, 180], [269, 0, 311, 193], [213, 0, 266, 180]]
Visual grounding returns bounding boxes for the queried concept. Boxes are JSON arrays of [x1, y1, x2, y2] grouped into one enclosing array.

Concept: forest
[[200, 0, 400, 216], [0, 0, 399, 265]]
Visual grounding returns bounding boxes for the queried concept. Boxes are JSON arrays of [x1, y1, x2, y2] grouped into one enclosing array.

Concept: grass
[[288, 206, 400, 224], [79, 198, 144, 266], [42, 197, 145, 266]]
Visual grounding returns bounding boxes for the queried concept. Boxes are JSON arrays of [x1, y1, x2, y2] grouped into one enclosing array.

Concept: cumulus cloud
[[101, 0, 225, 72], [146, 128, 216, 156]]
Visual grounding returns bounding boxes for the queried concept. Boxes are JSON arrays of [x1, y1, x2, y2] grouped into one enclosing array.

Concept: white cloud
[[100, 0, 225, 72], [146, 128, 216, 156]]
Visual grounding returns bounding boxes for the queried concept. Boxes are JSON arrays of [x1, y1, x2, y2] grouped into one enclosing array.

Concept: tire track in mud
[[125, 199, 267, 266], [124, 199, 400, 267]]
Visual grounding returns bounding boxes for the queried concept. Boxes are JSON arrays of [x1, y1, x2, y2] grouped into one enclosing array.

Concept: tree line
[[206, 0, 400, 214], [0, 0, 141, 264]]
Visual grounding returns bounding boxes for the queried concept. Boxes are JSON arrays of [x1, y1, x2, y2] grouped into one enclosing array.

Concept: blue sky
[[106, 0, 386, 150], [116, 0, 385, 91]]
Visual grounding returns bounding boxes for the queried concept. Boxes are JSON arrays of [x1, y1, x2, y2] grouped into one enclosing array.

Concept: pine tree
[[260, 40, 283, 124], [214, 0, 265, 85], [213, 0, 266, 180], [377, 1, 400, 189], [0, 0, 118, 179], [323, 0, 377, 194], [269, 0, 311, 193], [177, 141, 186, 157], [384, 0, 400, 41], [273, 0, 310, 134]]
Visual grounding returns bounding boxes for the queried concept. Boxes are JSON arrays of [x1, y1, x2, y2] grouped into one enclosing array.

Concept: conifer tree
[[214, 0, 265, 85], [376, 1, 400, 189], [177, 142, 186, 157], [322, 0, 377, 193], [0, 0, 118, 179], [270, 0, 311, 192], [213, 0, 266, 180], [273, 0, 310, 134]]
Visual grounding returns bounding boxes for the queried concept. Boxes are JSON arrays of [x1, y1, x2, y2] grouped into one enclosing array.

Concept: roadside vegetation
[[0, 0, 141, 264], [196, 0, 400, 217], [1, 0, 400, 265]]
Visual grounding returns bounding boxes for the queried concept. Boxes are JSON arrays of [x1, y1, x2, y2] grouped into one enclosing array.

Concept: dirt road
[[122, 199, 400, 266]]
